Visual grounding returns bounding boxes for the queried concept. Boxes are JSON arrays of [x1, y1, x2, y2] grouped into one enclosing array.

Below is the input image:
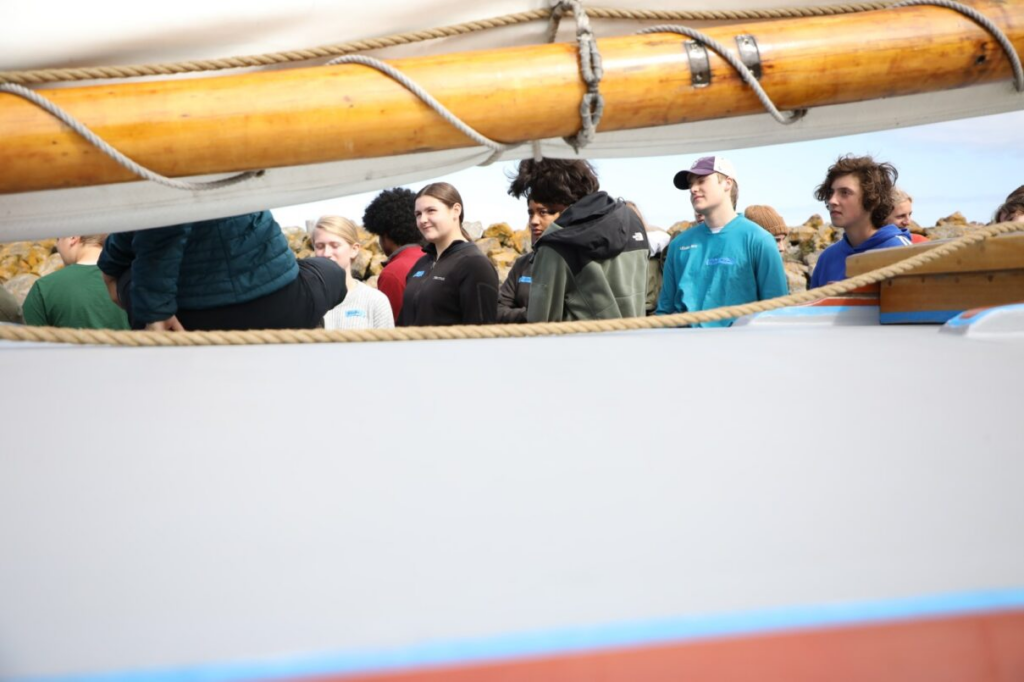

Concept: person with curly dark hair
[[496, 160, 594, 323], [361, 187, 424, 322], [809, 155, 912, 288], [507, 159, 650, 323]]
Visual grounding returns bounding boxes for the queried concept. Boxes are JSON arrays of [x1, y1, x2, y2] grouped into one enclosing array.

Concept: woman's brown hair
[[416, 182, 470, 240]]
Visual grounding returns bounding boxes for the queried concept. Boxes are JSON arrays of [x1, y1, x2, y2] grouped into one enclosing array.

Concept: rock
[[805, 251, 822, 273], [928, 224, 970, 240], [511, 229, 532, 255], [358, 228, 382, 254], [2, 243, 33, 259], [474, 237, 503, 258], [792, 224, 818, 246], [38, 253, 64, 277], [483, 222, 515, 246], [490, 248, 519, 269], [463, 221, 485, 240], [818, 222, 837, 243], [668, 220, 695, 236], [369, 253, 386, 277], [784, 261, 809, 294], [3, 273, 39, 304], [496, 266, 512, 286], [283, 226, 313, 258], [781, 243, 801, 262], [936, 211, 969, 227], [0, 240, 56, 283], [350, 249, 372, 280], [907, 221, 926, 235], [803, 214, 824, 229]]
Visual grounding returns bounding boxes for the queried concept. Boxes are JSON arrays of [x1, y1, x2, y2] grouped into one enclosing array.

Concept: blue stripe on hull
[[880, 310, 962, 324], [22, 588, 1024, 682]]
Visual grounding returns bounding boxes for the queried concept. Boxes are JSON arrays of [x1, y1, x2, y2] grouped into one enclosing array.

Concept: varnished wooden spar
[[0, 0, 1021, 194]]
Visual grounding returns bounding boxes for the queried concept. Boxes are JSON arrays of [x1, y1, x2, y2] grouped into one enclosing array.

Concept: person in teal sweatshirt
[[655, 156, 788, 327]]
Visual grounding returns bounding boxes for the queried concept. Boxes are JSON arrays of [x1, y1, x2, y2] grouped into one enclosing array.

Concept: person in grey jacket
[[98, 210, 346, 331], [507, 159, 649, 323]]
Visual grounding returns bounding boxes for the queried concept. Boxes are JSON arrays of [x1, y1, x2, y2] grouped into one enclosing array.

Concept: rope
[[891, 0, 1024, 92], [0, 4, 897, 86], [0, 83, 262, 191], [2, 222, 1020, 347], [636, 25, 806, 124], [551, 0, 605, 151], [324, 55, 518, 165]]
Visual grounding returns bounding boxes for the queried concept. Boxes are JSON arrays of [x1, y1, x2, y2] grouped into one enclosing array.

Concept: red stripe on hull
[[312, 611, 1024, 682], [807, 297, 880, 307]]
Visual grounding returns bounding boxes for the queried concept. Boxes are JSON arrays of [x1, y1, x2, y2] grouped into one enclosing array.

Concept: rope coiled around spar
[[1, 222, 1020, 347], [550, 0, 606, 151]]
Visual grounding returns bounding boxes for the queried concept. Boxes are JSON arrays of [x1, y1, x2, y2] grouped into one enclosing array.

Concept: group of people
[[4, 155, 1023, 331]]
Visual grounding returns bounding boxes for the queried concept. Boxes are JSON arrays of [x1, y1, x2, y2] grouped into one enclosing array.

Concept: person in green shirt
[[23, 234, 129, 330]]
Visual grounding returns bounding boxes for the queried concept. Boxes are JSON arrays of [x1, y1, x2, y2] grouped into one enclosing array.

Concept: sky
[[272, 109, 1024, 232]]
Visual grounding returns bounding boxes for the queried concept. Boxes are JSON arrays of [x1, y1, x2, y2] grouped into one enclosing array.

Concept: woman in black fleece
[[397, 183, 498, 326]]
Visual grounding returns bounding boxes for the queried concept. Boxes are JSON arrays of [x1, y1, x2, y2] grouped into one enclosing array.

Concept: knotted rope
[[550, 0, 605, 151], [1, 222, 1020, 346]]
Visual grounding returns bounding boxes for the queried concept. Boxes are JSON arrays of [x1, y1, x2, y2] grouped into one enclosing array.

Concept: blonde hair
[[82, 234, 107, 247], [313, 215, 360, 246], [891, 187, 913, 204]]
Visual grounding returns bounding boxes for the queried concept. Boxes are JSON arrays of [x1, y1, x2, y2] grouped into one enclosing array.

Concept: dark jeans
[[118, 258, 347, 331]]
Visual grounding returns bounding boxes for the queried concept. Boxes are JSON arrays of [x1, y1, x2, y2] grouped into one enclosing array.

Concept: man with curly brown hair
[[809, 155, 912, 288]]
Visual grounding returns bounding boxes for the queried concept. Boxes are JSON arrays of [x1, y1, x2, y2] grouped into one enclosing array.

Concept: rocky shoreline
[[0, 212, 981, 306]]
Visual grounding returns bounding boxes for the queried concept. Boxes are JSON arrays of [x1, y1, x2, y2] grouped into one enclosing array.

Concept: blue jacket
[[810, 225, 913, 289], [99, 211, 298, 324]]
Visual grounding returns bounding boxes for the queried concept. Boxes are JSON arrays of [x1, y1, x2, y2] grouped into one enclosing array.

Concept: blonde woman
[[311, 216, 394, 329]]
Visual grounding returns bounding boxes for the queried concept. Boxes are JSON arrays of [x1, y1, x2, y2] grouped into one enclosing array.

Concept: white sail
[[2, 0, 1022, 239]]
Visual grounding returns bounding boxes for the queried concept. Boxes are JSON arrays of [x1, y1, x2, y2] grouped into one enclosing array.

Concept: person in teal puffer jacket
[[98, 211, 346, 331]]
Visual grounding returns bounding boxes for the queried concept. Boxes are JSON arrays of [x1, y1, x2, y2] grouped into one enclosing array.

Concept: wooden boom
[[0, 0, 1021, 194]]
